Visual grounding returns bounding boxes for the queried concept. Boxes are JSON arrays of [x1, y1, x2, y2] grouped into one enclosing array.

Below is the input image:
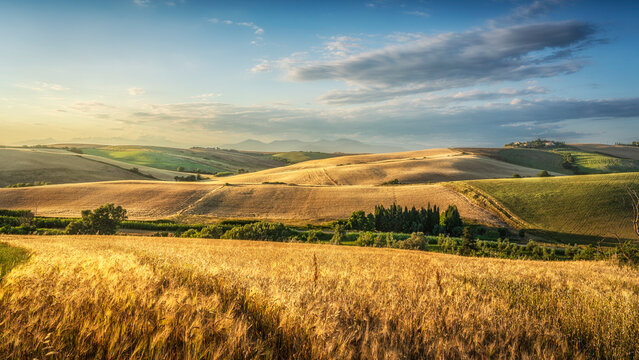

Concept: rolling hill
[[573, 143, 639, 161], [455, 172, 639, 241], [219, 148, 560, 186], [0, 148, 153, 187], [0, 180, 504, 225]]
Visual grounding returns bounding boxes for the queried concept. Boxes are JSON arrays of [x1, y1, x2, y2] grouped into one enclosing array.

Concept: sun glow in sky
[[1, 0, 638, 149]]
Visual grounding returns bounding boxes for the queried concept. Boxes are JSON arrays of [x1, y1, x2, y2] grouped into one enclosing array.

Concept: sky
[[1, 0, 638, 149]]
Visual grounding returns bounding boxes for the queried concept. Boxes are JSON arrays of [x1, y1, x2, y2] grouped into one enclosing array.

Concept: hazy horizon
[[2, 0, 638, 149]]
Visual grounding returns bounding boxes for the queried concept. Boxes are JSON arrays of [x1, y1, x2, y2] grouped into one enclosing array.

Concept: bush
[[221, 222, 293, 242], [512, 173, 521, 178], [306, 230, 321, 243], [355, 232, 376, 247], [331, 226, 347, 245], [537, 170, 551, 177], [65, 204, 127, 235], [396, 232, 428, 250]]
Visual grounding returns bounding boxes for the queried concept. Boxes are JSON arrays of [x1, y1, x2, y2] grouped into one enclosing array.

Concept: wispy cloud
[[494, 0, 567, 25], [16, 81, 69, 92], [208, 18, 264, 44], [404, 10, 429, 18], [128, 87, 146, 96], [133, 0, 151, 7], [289, 21, 600, 104], [192, 93, 221, 99], [323, 36, 362, 57]]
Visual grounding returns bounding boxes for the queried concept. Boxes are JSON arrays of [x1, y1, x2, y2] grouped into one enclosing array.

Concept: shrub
[[512, 173, 521, 178], [458, 227, 477, 255], [331, 226, 347, 245], [355, 232, 376, 247], [306, 230, 321, 243], [537, 170, 551, 177], [221, 222, 293, 242], [396, 232, 428, 250]]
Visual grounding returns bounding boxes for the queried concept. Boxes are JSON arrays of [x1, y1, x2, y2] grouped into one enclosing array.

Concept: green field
[[80, 146, 286, 174], [460, 172, 639, 242], [0, 243, 29, 280], [496, 148, 571, 174], [552, 148, 639, 174], [272, 151, 340, 163]]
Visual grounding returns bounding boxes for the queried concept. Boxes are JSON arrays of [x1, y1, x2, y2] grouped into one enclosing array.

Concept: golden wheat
[[1, 235, 638, 359]]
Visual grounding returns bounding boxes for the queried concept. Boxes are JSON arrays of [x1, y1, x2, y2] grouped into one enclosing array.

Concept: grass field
[[553, 148, 639, 174], [0, 148, 152, 187], [1, 235, 638, 358], [0, 242, 29, 280], [79, 145, 338, 175], [460, 172, 639, 241], [574, 143, 639, 161]]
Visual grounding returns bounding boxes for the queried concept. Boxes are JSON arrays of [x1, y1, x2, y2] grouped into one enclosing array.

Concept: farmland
[[0, 148, 152, 187], [460, 172, 639, 241], [0, 181, 503, 225], [222, 148, 555, 186], [1, 235, 638, 358]]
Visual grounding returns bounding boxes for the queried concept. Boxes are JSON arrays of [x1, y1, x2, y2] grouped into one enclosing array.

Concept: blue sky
[[1, 0, 638, 149]]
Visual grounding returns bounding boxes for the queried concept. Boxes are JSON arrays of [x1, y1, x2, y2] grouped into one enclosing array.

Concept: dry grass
[[1, 235, 639, 359], [220, 149, 549, 186], [0, 148, 151, 186], [0, 181, 503, 225]]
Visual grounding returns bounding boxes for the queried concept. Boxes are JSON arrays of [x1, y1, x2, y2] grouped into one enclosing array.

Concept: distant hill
[[0, 148, 153, 187], [218, 148, 561, 186], [219, 138, 404, 153]]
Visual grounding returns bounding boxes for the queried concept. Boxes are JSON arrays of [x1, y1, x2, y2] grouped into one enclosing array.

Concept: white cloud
[[324, 36, 362, 57], [208, 18, 264, 43], [192, 93, 221, 99], [128, 87, 146, 96], [16, 81, 69, 92]]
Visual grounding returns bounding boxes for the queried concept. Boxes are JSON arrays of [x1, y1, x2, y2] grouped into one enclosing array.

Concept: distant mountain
[[219, 138, 405, 153]]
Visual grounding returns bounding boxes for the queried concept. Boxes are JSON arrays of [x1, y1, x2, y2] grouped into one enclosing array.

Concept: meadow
[[462, 172, 639, 241], [1, 235, 638, 359]]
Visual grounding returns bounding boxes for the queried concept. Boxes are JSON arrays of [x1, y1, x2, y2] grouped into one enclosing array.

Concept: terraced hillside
[[0, 181, 504, 225], [457, 172, 639, 240], [0, 148, 152, 187], [220, 148, 555, 186]]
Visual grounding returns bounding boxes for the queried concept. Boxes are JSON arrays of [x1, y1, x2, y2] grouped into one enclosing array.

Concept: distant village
[[505, 138, 565, 149]]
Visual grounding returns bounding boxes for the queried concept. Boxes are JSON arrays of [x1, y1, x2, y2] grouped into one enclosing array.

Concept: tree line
[[342, 203, 463, 235]]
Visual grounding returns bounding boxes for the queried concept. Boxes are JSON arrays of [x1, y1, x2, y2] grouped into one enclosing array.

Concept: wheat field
[[1, 235, 638, 359], [0, 181, 502, 225]]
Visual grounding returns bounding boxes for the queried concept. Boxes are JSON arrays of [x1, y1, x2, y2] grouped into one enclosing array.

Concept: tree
[[537, 170, 551, 177], [331, 225, 346, 245], [627, 186, 639, 238], [440, 205, 462, 234], [458, 227, 477, 255], [66, 203, 128, 235], [177, 166, 185, 172]]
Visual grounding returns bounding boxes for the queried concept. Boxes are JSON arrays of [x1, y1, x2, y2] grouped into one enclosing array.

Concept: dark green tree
[[440, 205, 462, 234], [65, 203, 128, 235]]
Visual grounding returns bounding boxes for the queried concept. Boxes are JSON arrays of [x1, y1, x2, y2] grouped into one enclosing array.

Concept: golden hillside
[[0, 181, 504, 225], [220, 148, 556, 186]]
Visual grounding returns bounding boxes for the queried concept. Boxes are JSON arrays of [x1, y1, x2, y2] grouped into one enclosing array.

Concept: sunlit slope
[[462, 172, 639, 240], [0, 148, 151, 186], [1, 235, 637, 358], [573, 143, 639, 161], [0, 181, 502, 225], [221, 148, 552, 185]]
